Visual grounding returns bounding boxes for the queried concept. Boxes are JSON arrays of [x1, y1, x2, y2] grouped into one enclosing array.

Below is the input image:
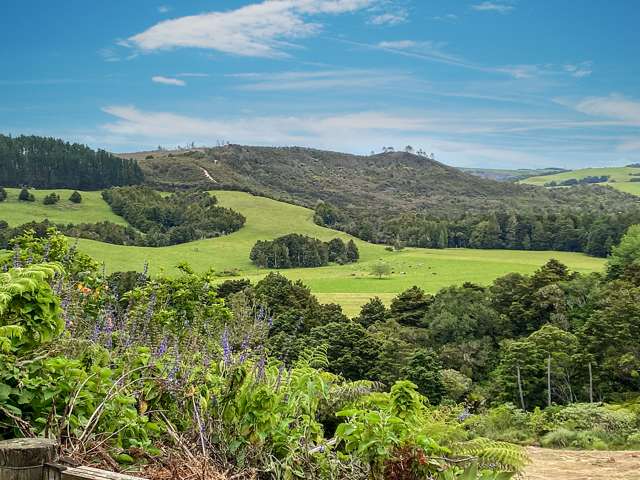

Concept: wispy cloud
[[127, 0, 379, 58], [573, 94, 640, 124], [151, 76, 186, 86], [472, 2, 514, 14], [158, 5, 170, 13], [564, 61, 593, 78], [368, 10, 408, 26], [177, 73, 210, 78], [432, 14, 458, 21], [229, 68, 413, 91]]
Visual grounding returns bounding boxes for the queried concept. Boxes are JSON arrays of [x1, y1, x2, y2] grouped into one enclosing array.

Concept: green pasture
[[522, 166, 640, 196]]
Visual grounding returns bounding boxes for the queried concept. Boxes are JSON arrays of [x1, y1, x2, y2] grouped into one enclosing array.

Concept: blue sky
[[1, 0, 639, 168]]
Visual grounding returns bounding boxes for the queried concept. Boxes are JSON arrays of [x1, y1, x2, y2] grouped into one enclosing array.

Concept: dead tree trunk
[[0, 438, 57, 480]]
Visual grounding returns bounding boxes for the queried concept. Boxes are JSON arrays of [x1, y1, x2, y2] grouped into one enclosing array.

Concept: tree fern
[[452, 437, 530, 472]]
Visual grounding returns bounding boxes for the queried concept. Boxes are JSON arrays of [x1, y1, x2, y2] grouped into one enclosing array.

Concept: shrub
[[18, 187, 35, 201], [0, 187, 6, 202], [540, 428, 577, 448], [43, 192, 60, 205], [69, 190, 82, 203]]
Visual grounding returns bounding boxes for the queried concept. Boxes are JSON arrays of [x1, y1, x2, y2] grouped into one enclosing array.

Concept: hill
[[0, 134, 143, 189], [461, 167, 568, 182], [135, 145, 634, 215], [522, 166, 640, 196], [0, 188, 605, 315]]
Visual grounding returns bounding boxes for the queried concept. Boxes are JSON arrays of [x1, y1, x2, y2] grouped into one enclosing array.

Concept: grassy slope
[[0, 189, 605, 316], [0, 188, 128, 226], [522, 167, 640, 196]]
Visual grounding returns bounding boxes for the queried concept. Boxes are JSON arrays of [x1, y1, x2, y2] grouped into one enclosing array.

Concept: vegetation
[[43, 192, 60, 205], [69, 190, 82, 203], [101, 186, 246, 246], [545, 175, 609, 187], [524, 166, 640, 197], [0, 134, 143, 189], [0, 188, 6, 202], [0, 230, 530, 479], [18, 187, 35, 202], [250, 234, 359, 268]]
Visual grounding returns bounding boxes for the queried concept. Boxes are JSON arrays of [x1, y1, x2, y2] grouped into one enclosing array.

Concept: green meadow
[[522, 166, 640, 196], [1, 188, 606, 316]]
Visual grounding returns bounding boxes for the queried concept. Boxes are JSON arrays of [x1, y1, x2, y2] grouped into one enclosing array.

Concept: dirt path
[[200, 166, 217, 183], [524, 447, 640, 479]]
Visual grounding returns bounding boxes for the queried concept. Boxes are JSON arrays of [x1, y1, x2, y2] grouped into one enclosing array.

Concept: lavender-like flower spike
[[256, 353, 266, 382], [238, 334, 250, 364], [43, 240, 51, 261], [275, 363, 285, 392], [155, 336, 169, 357], [221, 325, 232, 367]]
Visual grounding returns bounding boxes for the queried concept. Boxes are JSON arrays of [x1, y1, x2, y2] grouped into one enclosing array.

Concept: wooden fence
[[0, 439, 143, 480]]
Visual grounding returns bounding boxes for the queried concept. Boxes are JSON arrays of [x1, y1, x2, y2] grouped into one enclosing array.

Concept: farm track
[[524, 447, 640, 479]]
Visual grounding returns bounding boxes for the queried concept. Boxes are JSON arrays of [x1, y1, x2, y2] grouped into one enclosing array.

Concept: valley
[[0, 187, 604, 315]]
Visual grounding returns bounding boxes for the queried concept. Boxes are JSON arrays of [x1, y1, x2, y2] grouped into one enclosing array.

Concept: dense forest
[[101, 186, 246, 246], [250, 234, 359, 268], [0, 135, 143, 189], [314, 201, 638, 257]]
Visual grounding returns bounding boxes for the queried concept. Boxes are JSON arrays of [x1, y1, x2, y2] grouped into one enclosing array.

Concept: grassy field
[[0, 188, 128, 226], [1, 188, 606, 316], [522, 166, 640, 196]]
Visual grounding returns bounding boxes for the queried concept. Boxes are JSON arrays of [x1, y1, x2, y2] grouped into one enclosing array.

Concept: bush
[[540, 428, 577, 448], [69, 191, 82, 203], [0, 187, 6, 202], [18, 187, 35, 201], [43, 192, 60, 205]]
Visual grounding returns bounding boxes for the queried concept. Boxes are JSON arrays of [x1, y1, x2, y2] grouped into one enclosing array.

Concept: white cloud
[[377, 40, 416, 49], [128, 0, 378, 58], [564, 61, 593, 78], [158, 5, 170, 13], [472, 2, 514, 13], [229, 69, 412, 91], [573, 94, 640, 124], [368, 10, 408, 25], [432, 14, 458, 21], [177, 73, 210, 77], [151, 76, 186, 86]]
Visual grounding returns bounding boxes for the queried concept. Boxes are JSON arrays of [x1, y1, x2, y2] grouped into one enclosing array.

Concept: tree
[[370, 261, 391, 279], [18, 188, 34, 202], [346, 239, 359, 262], [388, 286, 431, 327], [607, 225, 640, 279], [327, 238, 347, 263], [43, 193, 60, 205], [401, 348, 445, 403], [357, 297, 387, 328], [0, 187, 6, 202], [69, 191, 82, 203]]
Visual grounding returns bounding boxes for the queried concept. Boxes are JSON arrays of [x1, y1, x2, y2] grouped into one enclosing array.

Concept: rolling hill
[[134, 146, 637, 218], [522, 166, 640, 196], [0, 187, 605, 316]]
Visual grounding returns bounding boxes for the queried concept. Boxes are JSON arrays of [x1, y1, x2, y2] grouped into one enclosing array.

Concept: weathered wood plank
[[61, 466, 144, 480]]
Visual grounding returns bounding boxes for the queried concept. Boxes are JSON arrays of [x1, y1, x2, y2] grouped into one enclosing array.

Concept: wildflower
[[238, 334, 250, 364], [12, 244, 21, 268], [221, 325, 232, 367], [155, 336, 169, 357], [457, 407, 471, 422], [275, 363, 285, 392], [43, 240, 51, 261]]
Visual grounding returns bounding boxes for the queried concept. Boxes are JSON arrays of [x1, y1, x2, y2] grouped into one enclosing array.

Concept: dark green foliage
[[18, 187, 35, 201], [69, 190, 82, 203], [250, 234, 358, 268], [0, 134, 143, 188], [388, 286, 432, 327], [0, 187, 6, 202], [64, 221, 142, 245], [216, 278, 251, 300], [102, 186, 245, 246], [357, 297, 387, 328], [402, 349, 445, 403], [43, 192, 60, 205]]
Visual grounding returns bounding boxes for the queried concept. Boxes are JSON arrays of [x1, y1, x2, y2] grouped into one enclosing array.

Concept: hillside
[[461, 167, 568, 182], [0, 188, 605, 315], [523, 166, 640, 196], [135, 145, 636, 217]]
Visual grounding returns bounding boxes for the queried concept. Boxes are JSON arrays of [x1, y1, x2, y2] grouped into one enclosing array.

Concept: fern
[[452, 437, 530, 472]]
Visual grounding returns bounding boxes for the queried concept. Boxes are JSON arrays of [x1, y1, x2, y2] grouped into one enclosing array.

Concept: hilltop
[[134, 145, 636, 218]]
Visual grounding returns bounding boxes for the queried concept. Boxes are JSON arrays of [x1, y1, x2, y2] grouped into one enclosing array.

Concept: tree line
[[250, 233, 359, 268], [0, 134, 143, 189], [315, 201, 638, 257]]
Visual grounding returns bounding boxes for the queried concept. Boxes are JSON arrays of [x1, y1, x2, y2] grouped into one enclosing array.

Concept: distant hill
[[522, 166, 640, 197], [461, 167, 568, 182], [0, 134, 143, 189], [135, 145, 636, 217]]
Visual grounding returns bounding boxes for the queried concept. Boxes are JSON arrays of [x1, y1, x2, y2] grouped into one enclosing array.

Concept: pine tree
[[69, 191, 82, 203]]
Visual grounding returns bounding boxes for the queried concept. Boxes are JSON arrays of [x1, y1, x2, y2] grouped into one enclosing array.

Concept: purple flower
[[12, 244, 21, 268], [458, 407, 471, 422], [155, 336, 168, 357], [221, 325, 232, 367], [255, 354, 266, 382], [43, 240, 51, 261], [275, 363, 285, 392], [238, 334, 250, 364]]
